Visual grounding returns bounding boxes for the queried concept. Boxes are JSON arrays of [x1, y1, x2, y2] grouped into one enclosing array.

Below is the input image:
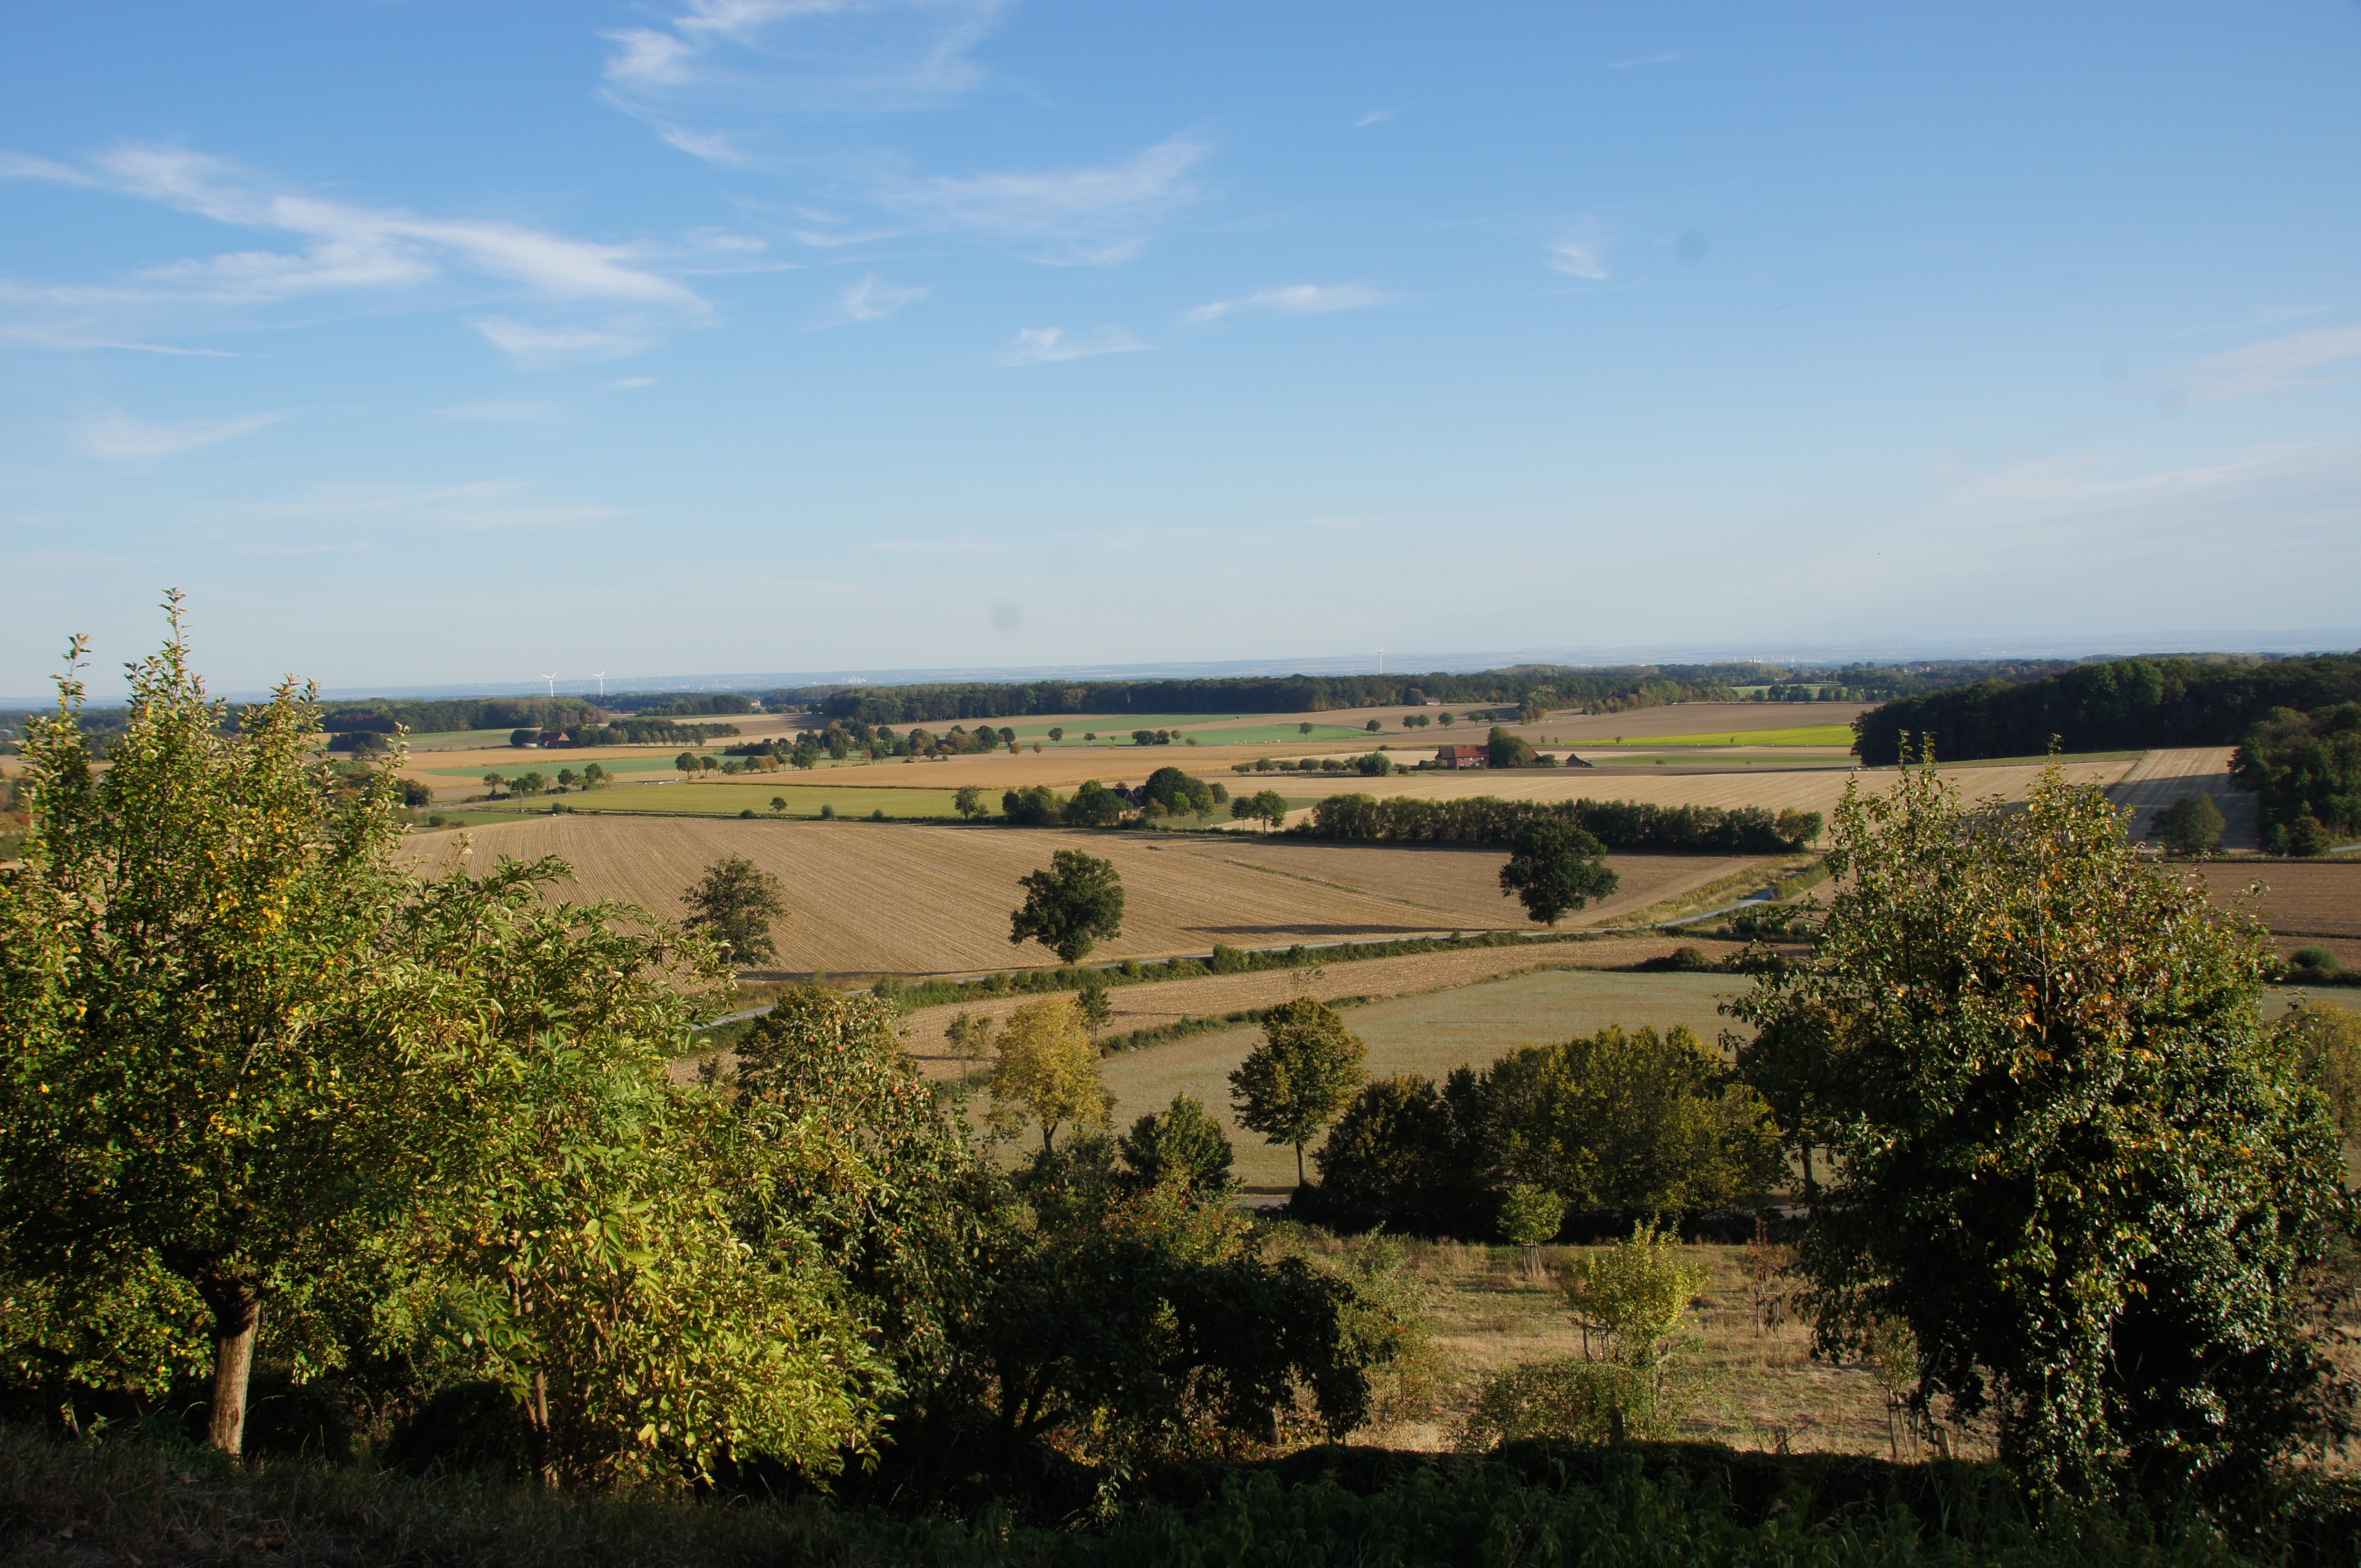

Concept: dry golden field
[[885, 935, 1722, 1075], [412, 814, 1774, 974], [2110, 748, 2258, 849], [2187, 860, 2361, 968]]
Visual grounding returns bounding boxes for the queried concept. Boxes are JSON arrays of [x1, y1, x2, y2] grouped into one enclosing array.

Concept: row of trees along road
[[0, 610, 1411, 1498]]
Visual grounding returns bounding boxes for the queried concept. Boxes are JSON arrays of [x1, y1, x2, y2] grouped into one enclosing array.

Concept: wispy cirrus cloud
[[2168, 325, 2361, 405], [601, 0, 1008, 158], [1001, 326, 1143, 365], [249, 478, 623, 532], [1608, 51, 1680, 69], [1185, 283, 1386, 324], [0, 144, 735, 363], [857, 138, 1211, 266], [825, 273, 928, 324], [1545, 225, 1612, 280], [1354, 106, 1405, 128], [433, 400, 561, 424], [74, 407, 280, 463]]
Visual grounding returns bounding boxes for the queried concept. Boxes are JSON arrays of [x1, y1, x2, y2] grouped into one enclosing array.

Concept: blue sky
[[5, 2, 2359, 698]]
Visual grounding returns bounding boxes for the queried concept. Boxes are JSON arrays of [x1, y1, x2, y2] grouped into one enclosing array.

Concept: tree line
[[1300, 793, 1823, 854], [1852, 650, 2361, 765], [2234, 702, 2361, 853]]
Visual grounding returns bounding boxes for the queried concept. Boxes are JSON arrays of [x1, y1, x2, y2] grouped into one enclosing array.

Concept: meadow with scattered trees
[[4, 621, 2360, 1564]]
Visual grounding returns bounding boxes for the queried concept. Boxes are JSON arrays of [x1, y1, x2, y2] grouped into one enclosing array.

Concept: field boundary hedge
[[1293, 793, 1821, 853]]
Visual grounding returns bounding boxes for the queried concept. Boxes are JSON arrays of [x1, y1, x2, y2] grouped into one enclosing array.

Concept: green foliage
[[1064, 779, 1127, 827], [1075, 974, 1114, 1029], [1487, 725, 1539, 768], [1009, 849, 1126, 964], [681, 855, 789, 968], [986, 996, 1108, 1151], [1497, 1183, 1567, 1248], [1479, 1026, 1784, 1215], [1305, 793, 1819, 853], [1229, 999, 1369, 1186], [2233, 705, 2361, 852], [1497, 817, 1618, 925], [1231, 788, 1289, 829], [2156, 793, 2226, 855], [1855, 651, 2361, 765], [1116, 1093, 1237, 1197], [1142, 765, 1215, 817], [1731, 764, 2352, 1497], [1002, 784, 1061, 825], [954, 785, 988, 820], [2290, 1003, 2361, 1141], [1455, 1356, 1663, 1449]]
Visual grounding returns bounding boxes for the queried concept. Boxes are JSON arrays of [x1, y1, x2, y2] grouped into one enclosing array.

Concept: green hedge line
[[1296, 794, 1822, 854]]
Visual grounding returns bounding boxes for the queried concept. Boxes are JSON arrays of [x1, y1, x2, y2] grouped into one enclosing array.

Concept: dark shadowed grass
[[6, 1422, 2343, 1568]]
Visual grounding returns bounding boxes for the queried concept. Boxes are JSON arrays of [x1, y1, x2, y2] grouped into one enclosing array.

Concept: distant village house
[[1435, 744, 1489, 769]]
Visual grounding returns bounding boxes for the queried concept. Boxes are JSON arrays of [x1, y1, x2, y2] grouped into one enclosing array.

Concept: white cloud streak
[[1354, 106, 1405, 127], [828, 273, 928, 323], [601, 0, 1007, 148], [1546, 237, 1609, 280], [1001, 326, 1144, 365], [75, 408, 280, 463], [2169, 325, 2361, 405], [1608, 51, 1680, 69], [865, 138, 1209, 266], [0, 144, 725, 363], [1186, 283, 1386, 323]]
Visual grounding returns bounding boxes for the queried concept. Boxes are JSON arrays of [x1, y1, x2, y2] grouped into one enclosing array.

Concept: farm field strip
[[426, 754, 685, 778], [1084, 967, 1746, 1190], [408, 817, 1555, 975], [2187, 860, 2361, 938], [2105, 748, 2257, 850], [1581, 724, 1858, 748], [501, 784, 972, 818]]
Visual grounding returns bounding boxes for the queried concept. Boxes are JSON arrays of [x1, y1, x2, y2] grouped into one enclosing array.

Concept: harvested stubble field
[[1339, 1235, 1893, 1456], [2108, 747, 2257, 849], [413, 817, 1732, 974], [510, 783, 969, 819], [1077, 967, 1747, 1191]]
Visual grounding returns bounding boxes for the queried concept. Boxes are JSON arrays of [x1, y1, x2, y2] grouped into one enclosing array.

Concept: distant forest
[[1852, 653, 2361, 765], [793, 659, 2035, 727]]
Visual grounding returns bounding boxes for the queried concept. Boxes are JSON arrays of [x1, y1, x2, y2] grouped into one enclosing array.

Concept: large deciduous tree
[[1229, 999, 1368, 1187], [1008, 849, 1125, 964], [1497, 817, 1618, 925], [1731, 763, 2352, 1497], [681, 854, 789, 968], [986, 997, 1107, 1152], [0, 609, 418, 1455]]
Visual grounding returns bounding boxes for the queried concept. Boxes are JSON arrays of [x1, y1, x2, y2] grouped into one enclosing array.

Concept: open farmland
[[2108, 748, 2258, 849], [498, 783, 969, 819], [1088, 967, 1743, 1191], [410, 814, 1773, 974], [2187, 859, 2361, 968]]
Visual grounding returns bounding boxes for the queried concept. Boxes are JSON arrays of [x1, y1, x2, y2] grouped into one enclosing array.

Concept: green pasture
[[401, 728, 527, 751], [526, 782, 969, 819], [1585, 724, 1858, 748]]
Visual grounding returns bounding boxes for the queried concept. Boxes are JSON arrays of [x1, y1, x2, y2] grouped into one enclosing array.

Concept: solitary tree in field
[[682, 854, 790, 967], [2157, 792, 2226, 855], [1048, 726, 1065, 742], [482, 771, 503, 794], [1229, 998, 1368, 1186], [1732, 764, 2347, 1495], [954, 784, 987, 820], [1009, 849, 1126, 964], [1365, 719, 1382, 733], [770, 796, 787, 814], [986, 996, 1107, 1151], [1299, 722, 1314, 737], [1499, 818, 1618, 925], [675, 751, 698, 777]]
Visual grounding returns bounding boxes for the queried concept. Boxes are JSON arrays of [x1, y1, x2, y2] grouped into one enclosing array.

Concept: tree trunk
[[202, 1284, 261, 1457], [1294, 1141, 1306, 1188]]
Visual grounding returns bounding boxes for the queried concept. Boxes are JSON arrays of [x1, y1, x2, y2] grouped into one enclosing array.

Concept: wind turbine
[[591, 670, 607, 698], [1376, 647, 1385, 676], [541, 672, 557, 699]]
